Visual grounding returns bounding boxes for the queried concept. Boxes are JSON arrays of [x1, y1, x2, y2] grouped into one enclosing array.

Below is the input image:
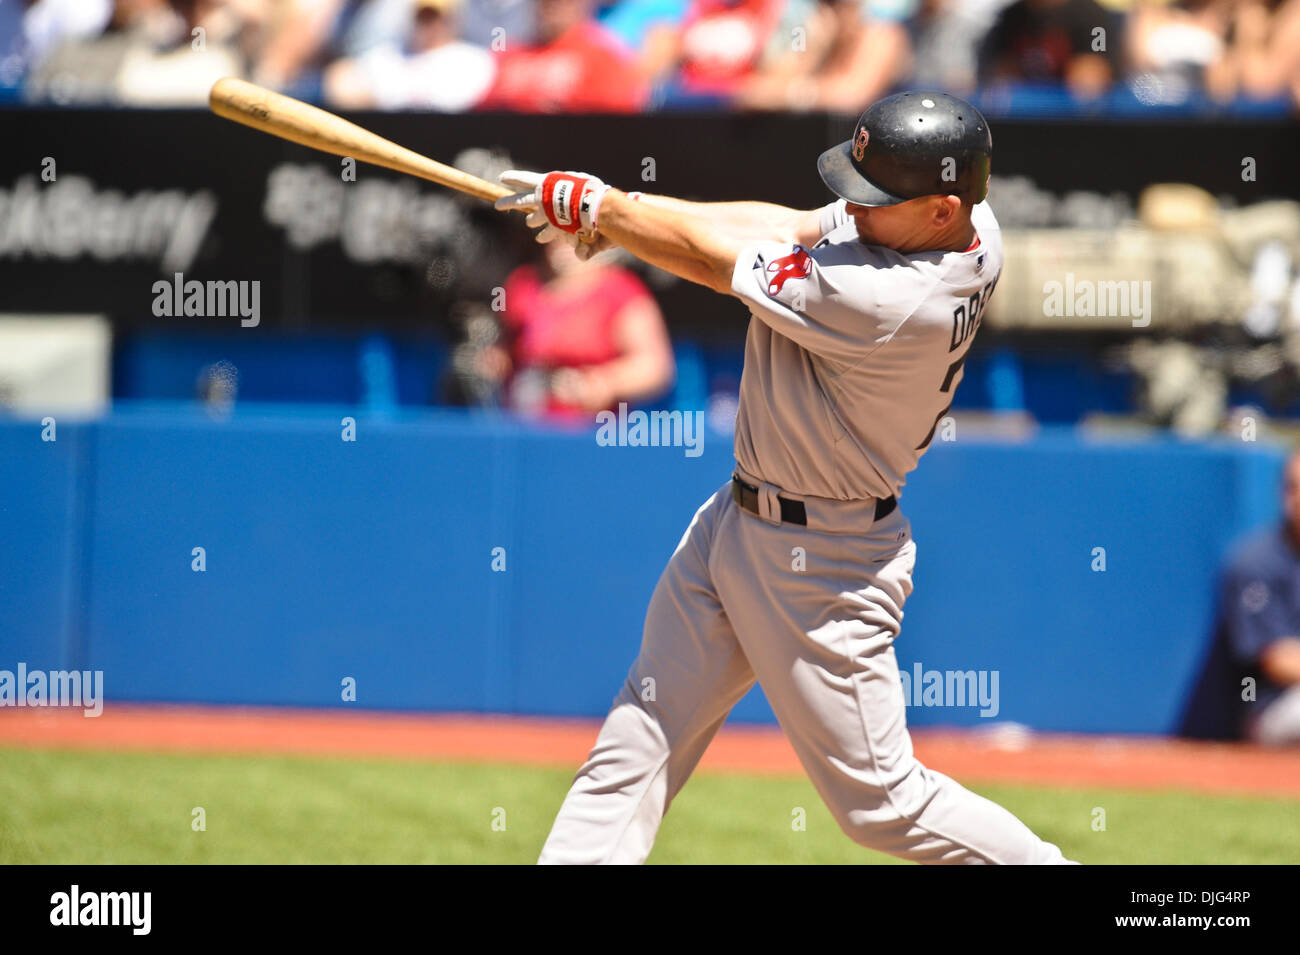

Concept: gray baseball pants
[[539, 475, 1072, 864]]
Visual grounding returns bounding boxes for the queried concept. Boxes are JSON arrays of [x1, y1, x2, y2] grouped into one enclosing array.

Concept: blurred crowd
[[2, 0, 1299, 112]]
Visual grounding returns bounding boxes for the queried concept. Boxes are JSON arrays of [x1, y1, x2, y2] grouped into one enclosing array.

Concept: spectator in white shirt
[[323, 0, 494, 110]]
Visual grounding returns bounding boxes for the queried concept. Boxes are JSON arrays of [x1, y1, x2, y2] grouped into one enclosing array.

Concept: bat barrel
[[208, 77, 511, 204]]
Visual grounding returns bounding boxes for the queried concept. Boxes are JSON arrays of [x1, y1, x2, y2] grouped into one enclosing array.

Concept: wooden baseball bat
[[208, 77, 512, 203]]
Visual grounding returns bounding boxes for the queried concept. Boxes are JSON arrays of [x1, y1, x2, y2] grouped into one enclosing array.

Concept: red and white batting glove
[[495, 170, 610, 241]]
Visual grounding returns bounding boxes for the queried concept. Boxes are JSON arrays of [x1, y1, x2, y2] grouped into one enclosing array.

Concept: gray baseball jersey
[[729, 199, 1002, 501]]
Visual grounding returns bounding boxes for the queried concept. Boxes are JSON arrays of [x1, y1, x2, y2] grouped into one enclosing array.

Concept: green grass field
[[2, 745, 1297, 864]]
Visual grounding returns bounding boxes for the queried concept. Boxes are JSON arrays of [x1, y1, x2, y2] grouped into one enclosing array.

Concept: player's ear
[[933, 194, 960, 225]]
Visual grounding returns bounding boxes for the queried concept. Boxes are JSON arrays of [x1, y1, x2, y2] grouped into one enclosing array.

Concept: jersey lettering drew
[[950, 279, 996, 353], [916, 275, 998, 451], [915, 274, 998, 452]]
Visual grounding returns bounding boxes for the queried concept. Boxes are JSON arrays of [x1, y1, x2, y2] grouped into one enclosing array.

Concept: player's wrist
[[600, 189, 648, 230]]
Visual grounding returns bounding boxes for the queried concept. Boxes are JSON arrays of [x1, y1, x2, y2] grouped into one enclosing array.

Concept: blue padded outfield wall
[[0, 405, 1287, 734]]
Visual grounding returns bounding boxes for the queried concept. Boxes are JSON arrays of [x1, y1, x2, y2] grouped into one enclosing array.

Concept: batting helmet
[[817, 91, 992, 207]]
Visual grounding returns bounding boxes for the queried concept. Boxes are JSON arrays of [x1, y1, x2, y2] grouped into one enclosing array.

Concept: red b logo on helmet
[[852, 127, 869, 162]]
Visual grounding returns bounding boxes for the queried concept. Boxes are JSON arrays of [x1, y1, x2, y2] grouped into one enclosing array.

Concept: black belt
[[730, 476, 896, 526]]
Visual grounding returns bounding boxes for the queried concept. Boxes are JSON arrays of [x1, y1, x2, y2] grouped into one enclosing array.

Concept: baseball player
[[496, 91, 1073, 865]]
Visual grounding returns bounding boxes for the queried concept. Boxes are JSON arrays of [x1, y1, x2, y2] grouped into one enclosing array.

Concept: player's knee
[[831, 760, 938, 848], [833, 804, 911, 851]]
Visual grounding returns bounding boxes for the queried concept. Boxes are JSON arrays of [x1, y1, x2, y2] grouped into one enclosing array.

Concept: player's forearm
[[599, 190, 744, 294], [633, 194, 806, 243]]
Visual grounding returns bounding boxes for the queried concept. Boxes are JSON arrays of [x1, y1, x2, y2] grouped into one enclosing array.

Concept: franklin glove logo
[[551, 179, 573, 225]]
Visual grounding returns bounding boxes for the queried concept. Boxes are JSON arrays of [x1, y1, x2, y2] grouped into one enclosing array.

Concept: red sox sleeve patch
[[761, 246, 812, 297]]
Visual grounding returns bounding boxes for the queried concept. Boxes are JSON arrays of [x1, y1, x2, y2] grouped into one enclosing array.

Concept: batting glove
[[495, 170, 610, 241]]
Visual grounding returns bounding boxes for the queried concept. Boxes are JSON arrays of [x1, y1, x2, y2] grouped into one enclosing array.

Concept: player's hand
[[518, 216, 616, 262], [495, 170, 609, 240], [570, 232, 617, 261], [525, 215, 616, 259]]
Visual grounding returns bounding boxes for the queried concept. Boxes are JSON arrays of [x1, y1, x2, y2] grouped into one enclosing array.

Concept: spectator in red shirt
[[640, 0, 784, 101], [480, 0, 648, 112], [486, 239, 675, 420]]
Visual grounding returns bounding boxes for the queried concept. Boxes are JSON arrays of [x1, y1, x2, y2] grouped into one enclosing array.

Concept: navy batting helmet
[[817, 91, 992, 207]]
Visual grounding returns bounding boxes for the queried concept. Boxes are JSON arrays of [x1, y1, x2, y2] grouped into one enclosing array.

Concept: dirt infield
[[2, 704, 1299, 797]]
